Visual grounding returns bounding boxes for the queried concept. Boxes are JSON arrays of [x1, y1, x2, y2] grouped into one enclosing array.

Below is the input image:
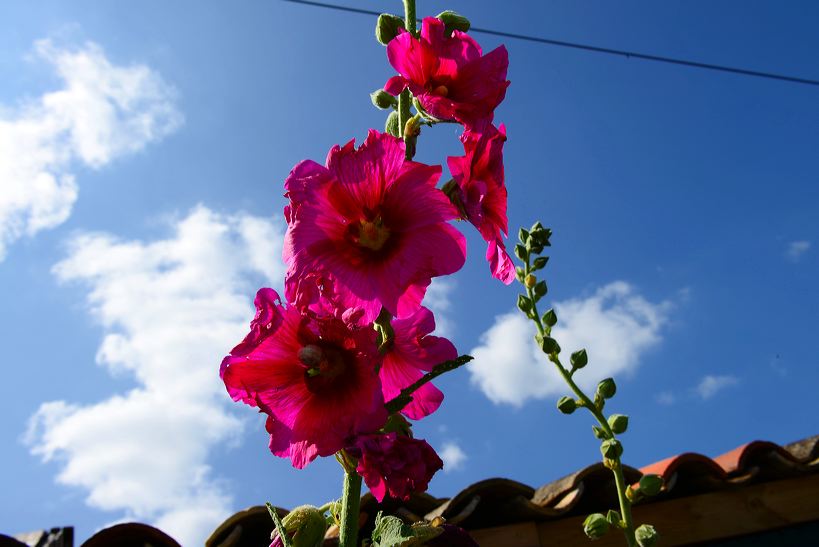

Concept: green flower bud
[[517, 294, 532, 314], [385, 111, 400, 137], [596, 377, 617, 399], [638, 474, 664, 497], [518, 227, 530, 244], [556, 396, 576, 414], [514, 243, 527, 261], [600, 438, 623, 460], [582, 513, 609, 539], [606, 509, 622, 528], [524, 274, 537, 289], [375, 14, 405, 45], [280, 505, 327, 547], [592, 425, 610, 440], [532, 256, 549, 270], [435, 10, 471, 35], [537, 334, 560, 354], [370, 89, 397, 110], [515, 266, 525, 283], [607, 414, 629, 434], [533, 280, 547, 300], [635, 524, 659, 547], [570, 349, 588, 369], [542, 309, 557, 327]]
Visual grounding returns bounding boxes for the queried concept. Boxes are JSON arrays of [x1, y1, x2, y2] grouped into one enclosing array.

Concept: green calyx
[[375, 14, 405, 45]]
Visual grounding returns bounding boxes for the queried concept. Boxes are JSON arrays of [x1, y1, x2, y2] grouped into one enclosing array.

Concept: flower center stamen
[[357, 217, 390, 251], [433, 85, 449, 96]]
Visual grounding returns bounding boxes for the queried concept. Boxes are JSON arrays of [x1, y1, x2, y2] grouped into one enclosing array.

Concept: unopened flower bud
[[607, 414, 629, 434], [600, 438, 623, 460], [376, 14, 405, 45], [370, 89, 397, 110], [435, 11, 471, 35], [385, 111, 400, 137], [542, 309, 557, 327], [606, 509, 622, 528], [596, 377, 617, 399], [638, 474, 664, 497], [524, 274, 537, 289], [570, 349, 588, 369], [635, 524, 659, 547], [582, 513, 609, 539], [404, 116, 421, 138], [556, 396, 576, 414], [273, 505, 327, 547]]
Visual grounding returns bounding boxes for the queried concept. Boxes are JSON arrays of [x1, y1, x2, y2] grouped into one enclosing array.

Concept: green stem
[[525, 278, 637, 547], [403, 0, 417, 34], [338, 468, 363, 547]]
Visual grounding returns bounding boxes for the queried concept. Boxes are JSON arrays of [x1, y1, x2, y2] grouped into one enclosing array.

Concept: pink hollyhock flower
[[384, 17, 509, 127], [349, 433, 443, 502], [221, 288, 387, 469], [447, 124, 515, 284], [381, 307, 456, 420], [283, 130, 466, 325]]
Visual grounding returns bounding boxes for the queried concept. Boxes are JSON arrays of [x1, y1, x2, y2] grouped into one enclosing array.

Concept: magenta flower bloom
[[283, 130, 466, 325], [384, 17, 509, 127], [447, 124, 515, 284], [221, 289, 387, 469], [382, 307, 456, 420], [349, 433, 443, 502]]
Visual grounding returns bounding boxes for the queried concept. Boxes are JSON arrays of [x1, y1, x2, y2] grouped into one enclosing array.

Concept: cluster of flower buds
[[220, 5, 512, 510]]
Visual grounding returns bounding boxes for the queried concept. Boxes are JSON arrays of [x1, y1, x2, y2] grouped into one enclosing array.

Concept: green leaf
[[371, 512, 415, 547], [514, 243, 528, 261]]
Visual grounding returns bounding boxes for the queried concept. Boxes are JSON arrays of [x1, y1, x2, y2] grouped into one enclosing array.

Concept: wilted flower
[[447, 124, 514, 284], [349, 432, 443, 501]]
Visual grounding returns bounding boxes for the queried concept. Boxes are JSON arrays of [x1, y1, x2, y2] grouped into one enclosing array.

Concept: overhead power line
[[282, 0, 819, 88]]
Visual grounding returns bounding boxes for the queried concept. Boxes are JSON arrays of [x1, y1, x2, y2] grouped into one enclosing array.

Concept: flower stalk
[[515, 224, 640, 547], [338, 465, 363, 547]]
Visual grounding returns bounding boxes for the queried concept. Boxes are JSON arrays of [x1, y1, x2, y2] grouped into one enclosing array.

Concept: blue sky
[[1, 0, 817, 544]]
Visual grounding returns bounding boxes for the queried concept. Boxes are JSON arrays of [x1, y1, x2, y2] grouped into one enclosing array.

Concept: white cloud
[[0, 39, 182, 260], [25, 206, 285, 545], [469, 281, 671, 406], [695, 374, 739, 400], [423, 277, 455, 337], [439, 441, 467, 472], [655, 391, 676, 406], [786, 240, 811, 262]]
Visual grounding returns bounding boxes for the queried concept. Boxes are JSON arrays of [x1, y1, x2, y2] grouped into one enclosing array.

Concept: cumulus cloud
[[0, 39, 182, 260], [469, 281, 671, 406], [25, 206, 285, 545], [786, 240, 811, 262], [423, 278, 455, 336], [439, 441, 467, 472], [695, 374, 739, 400]]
